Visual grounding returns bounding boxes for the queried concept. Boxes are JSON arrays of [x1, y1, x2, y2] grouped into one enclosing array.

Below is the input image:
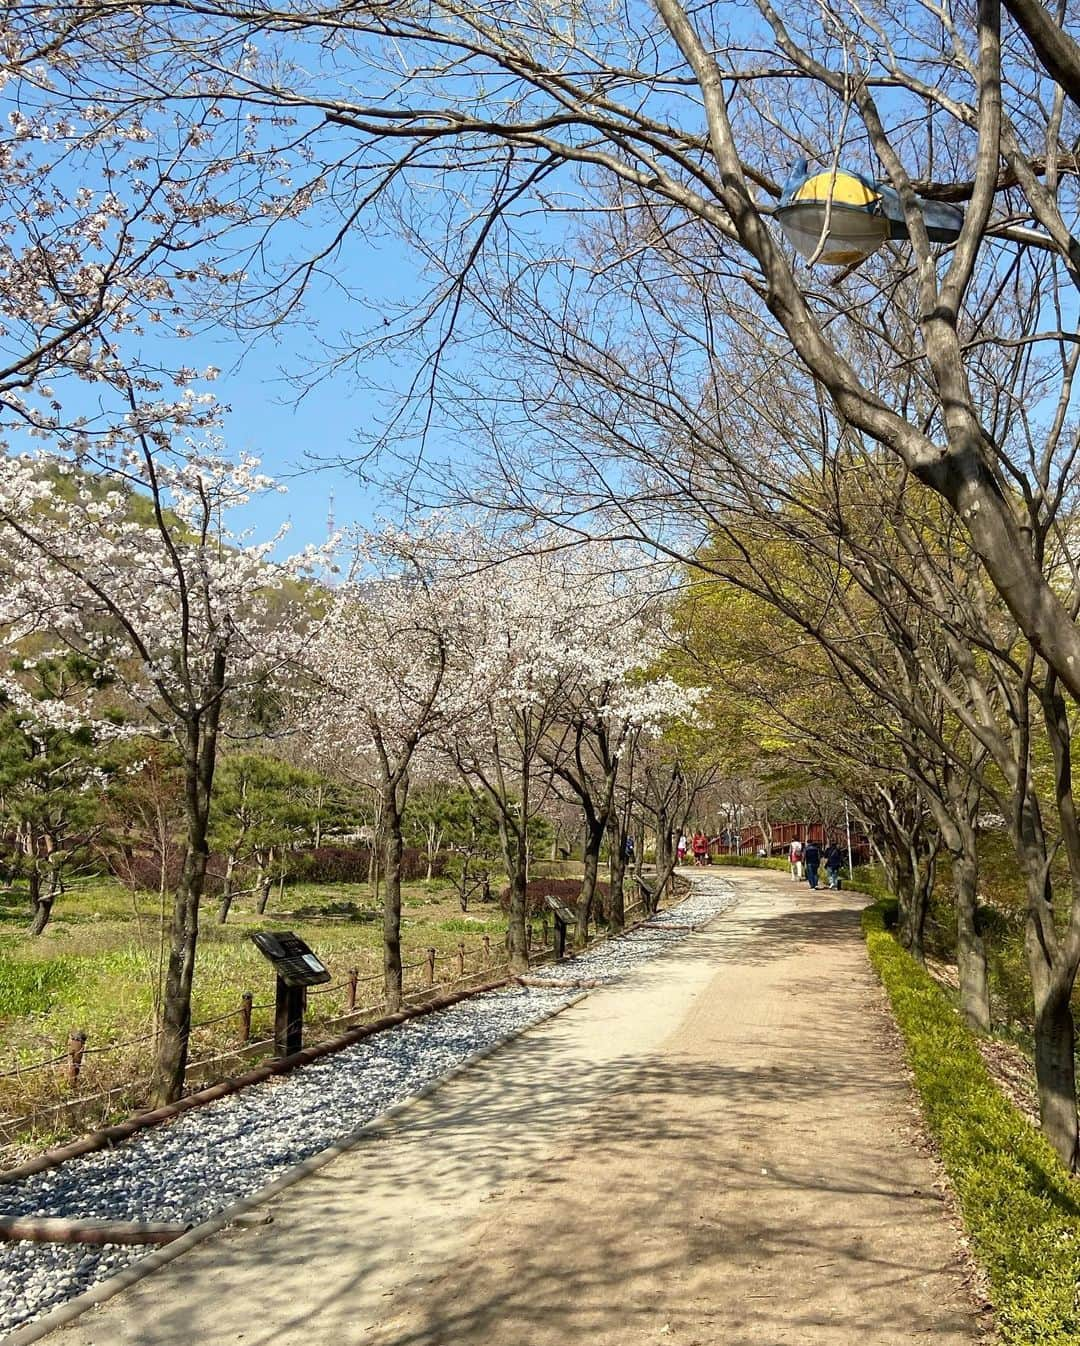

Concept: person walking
[[803, 837, 821, 890], [677, 833, 688, 864], [692, 831, 709, 866], [825, 840, 843, 890], [788, 837, 804, 881]]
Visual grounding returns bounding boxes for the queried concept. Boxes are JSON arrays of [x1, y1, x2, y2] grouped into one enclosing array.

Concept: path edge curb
[[1, 989, 591, 1346]]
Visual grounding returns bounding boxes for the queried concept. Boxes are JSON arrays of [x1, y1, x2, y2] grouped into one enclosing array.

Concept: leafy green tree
[[430, 789, 504, 912], [102, 740, 186, 904], [0, 654, 117, 934], [403, 780, 467, 880], [210, 753, 322, 923]]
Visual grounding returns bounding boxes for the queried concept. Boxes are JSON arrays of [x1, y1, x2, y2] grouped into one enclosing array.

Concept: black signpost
[[250, 931, 332, 1057], [544, 894, 578, 962]]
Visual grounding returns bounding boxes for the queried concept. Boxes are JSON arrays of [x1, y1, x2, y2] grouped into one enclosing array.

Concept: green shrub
[[846, 863, 891, 901], [863, 900, 1080, 1344]]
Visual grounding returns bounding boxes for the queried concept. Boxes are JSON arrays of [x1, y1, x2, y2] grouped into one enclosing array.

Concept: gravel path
[[0, 878, 737, 1335]]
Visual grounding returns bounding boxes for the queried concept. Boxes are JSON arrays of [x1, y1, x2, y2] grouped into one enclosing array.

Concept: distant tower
[[327, 493, 336, 538]]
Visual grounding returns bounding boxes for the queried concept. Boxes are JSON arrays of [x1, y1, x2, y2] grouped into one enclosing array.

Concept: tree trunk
[[28, 868, 57, 936], [255, 849, 273, 914], [26, 865, 40, 919], [507, 837, 529, 973], [654, 807, 673, 902], [1027, 941, 1080, 1170], [152, 671, 224, 1107], [1007, 793, 1080, 1168], [383, 793, 404, 1011], [575, 815, 605, 948], [500, 816, 529, 975], [608, 821, 627, 934], [953, 845, 990, 1034], [900, 861, 932, 965], [888, 844, 931, 964], [154, 839, 205, 1105], [926, 783, 991, 1035], [652, 853, 679, 913], [26, 868, 47, 935], [216, 852, 237, 925]]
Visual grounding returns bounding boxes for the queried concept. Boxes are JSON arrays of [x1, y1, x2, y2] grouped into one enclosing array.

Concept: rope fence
[[0, 930, 517, 1114], [1, 890, 666, 1143]]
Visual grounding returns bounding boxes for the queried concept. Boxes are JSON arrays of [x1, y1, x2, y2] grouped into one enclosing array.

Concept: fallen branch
[[514, 977, 600, 989], [0, 1215, 190, 1246]]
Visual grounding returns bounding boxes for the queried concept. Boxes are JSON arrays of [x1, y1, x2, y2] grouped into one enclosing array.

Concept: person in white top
[[789, 838, 804, 881], [677, 834, 688, 863]]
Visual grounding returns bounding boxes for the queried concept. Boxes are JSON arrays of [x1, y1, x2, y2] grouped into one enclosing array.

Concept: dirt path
[[33, 872, 986, 1346]]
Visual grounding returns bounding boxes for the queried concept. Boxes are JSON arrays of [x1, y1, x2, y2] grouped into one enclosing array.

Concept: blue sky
[[192, 248, 429, 553], [213, 336, 386, 550]]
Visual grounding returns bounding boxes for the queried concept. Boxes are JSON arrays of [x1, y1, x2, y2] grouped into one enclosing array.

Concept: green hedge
[[863, 900, 1080, 1343], [709, 855, 789, 873]]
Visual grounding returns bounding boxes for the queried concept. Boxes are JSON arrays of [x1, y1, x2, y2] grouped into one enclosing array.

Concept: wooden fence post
[[239, 993, 253, 1044], [482, 935, 491, 966], [66, 1031, 87, 1088], [426, 947, 436, 986], [457, 942, 466, 976], [346, 968, 358, 1013]]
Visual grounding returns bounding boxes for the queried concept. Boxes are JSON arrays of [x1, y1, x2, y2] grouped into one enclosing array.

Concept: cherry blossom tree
[[436, 534, 699, 963], [0, 27, 317, 464], [0, 444, 328, 1103], [438, 540, 603, 972], [641, 747, 722, 905], [303, 528, 476, 1008], [540, 621, 701, 941]]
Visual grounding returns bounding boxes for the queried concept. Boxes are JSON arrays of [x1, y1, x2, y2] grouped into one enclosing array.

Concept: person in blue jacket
[[803, 838, 821, 889]]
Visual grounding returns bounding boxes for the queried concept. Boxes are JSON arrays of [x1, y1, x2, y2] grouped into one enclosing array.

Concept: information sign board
[[544, 895, 578, 925], [251, 931, 333, 988]]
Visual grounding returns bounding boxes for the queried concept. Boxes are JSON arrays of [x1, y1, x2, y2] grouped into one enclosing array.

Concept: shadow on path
[[37, 868, 983, 1346]]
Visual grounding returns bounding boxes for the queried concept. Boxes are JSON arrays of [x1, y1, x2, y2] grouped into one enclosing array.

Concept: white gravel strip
[[0, 874, 736, 1335]]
